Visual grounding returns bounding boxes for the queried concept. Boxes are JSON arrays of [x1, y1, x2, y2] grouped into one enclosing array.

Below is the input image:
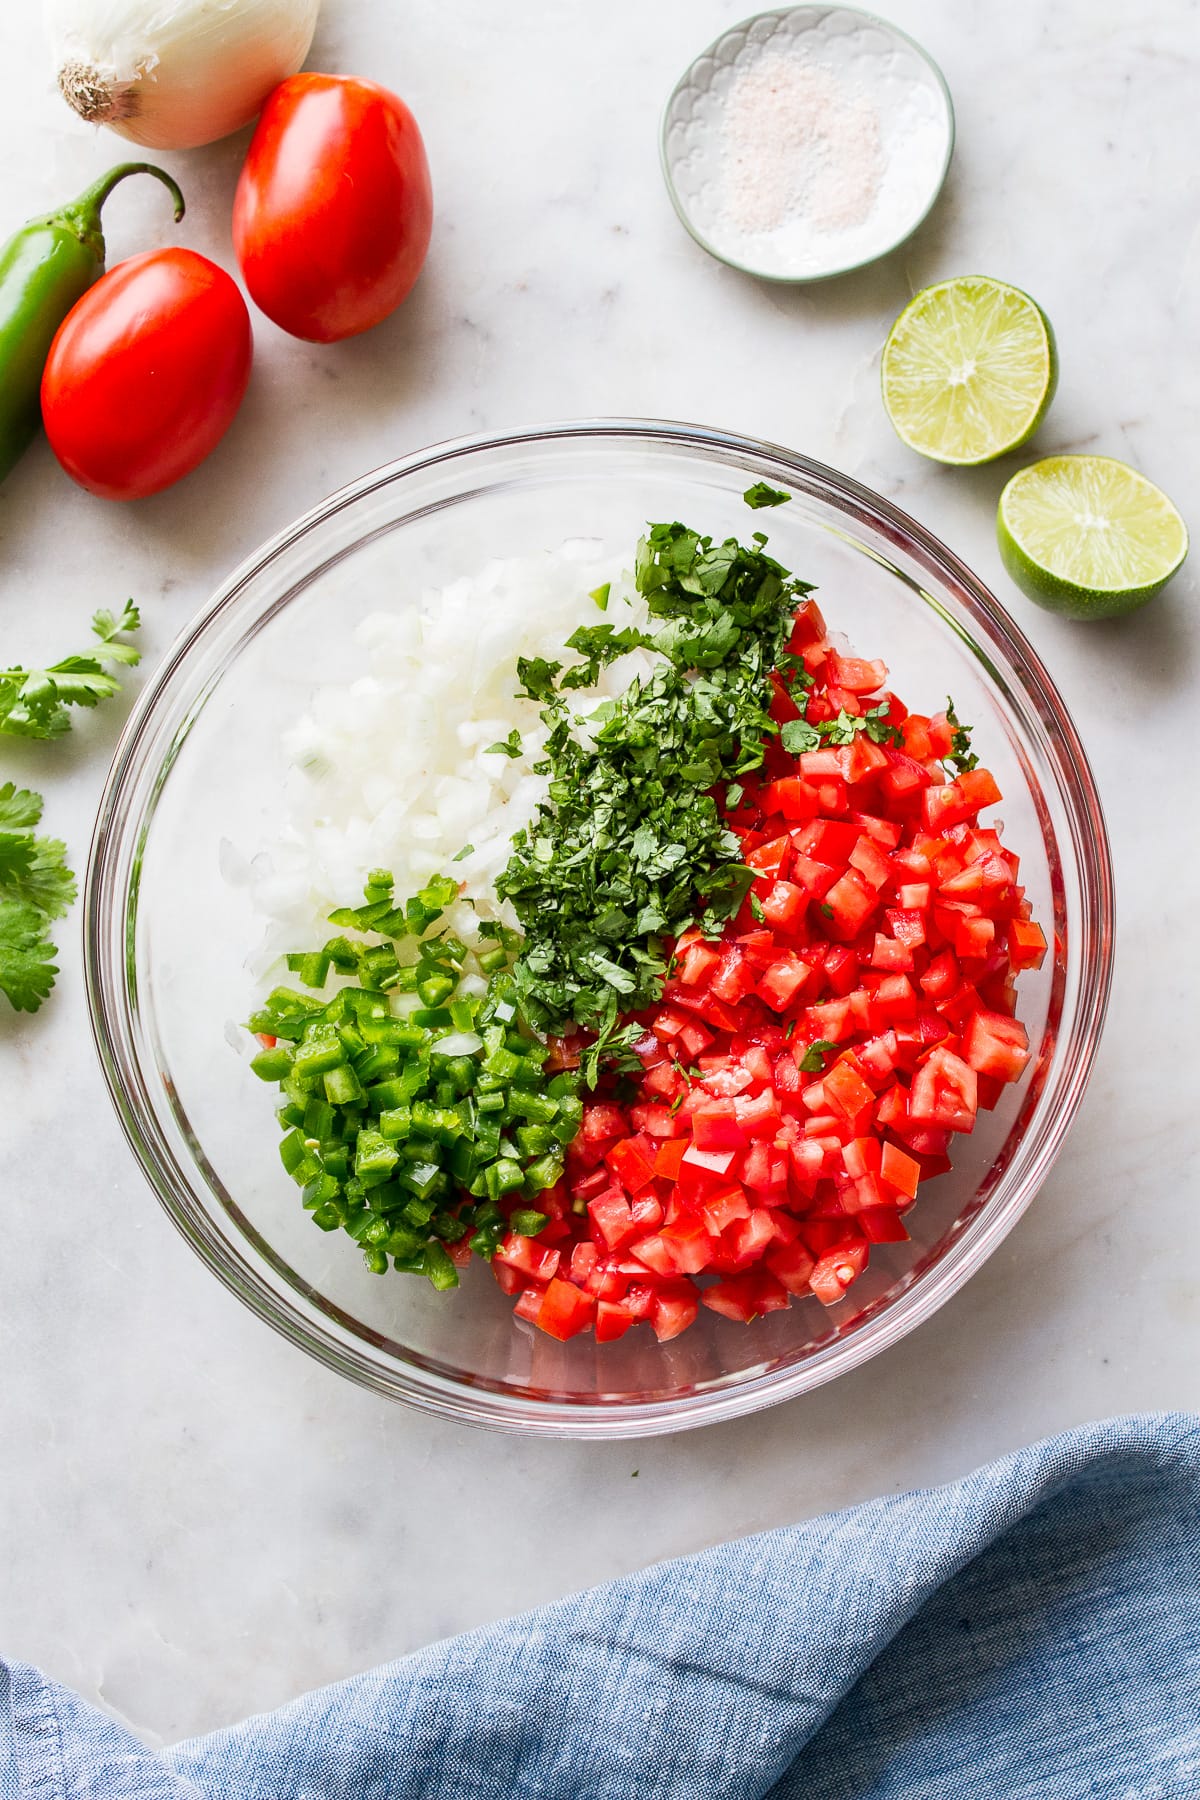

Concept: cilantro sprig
[[0, 784, 77, 1012], [0, 604, 141, 740], [495, 520, 813, 1050], [781, 701, 902, 754]]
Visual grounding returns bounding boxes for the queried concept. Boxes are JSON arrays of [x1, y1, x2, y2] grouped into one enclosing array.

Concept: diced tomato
[[827, 654, 887, 694], [822, 1057, 876, 1123], [581, 1102, 627, 1144], [595, 1299, 634, 1342], [761, 776, 822, 822], [909, 1046, 978, 1134], [491, 628, 1037, 1346], [809, 1240, 869, 1306], [961, 1008, 1030, 1083], [691, 1100, 747, 1151], [494, 1232, 561, 1283], [880, 1140, 921, 1200], [676, 1021, 712, 1060], [859, 1207, 910, 1244], [787, 599, 828, 650], [632, 1223, 715, 1277], [677, 940, 721, 986], [630, 1101, 685, 1139], [764, 1238, 817, 1294], [757, 951, 813, 1010], [849, 834, 893, 889], [537, 1278, 596, 1341], [652, 1138, 688, 1181], [1007, 917, 1048, 971], [700, 1183, 751, 1233], [605, 1135, 658, 1194], [823, 869, 877, 941], [702, 1270, 791, 1322], [513, 1284, 545, 1322], [588, 1188, 637, 1252], [681, 1142, 739, 1177], [650, 1285, 700, 1341], [569, 1240, 599, 1285], [760, 880, 807, 931], [745, 835, 793, 876]]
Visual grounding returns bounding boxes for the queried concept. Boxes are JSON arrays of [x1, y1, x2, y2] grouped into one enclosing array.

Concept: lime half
[[881, 276, 1057, 465], [998, 455, 1189, 619]]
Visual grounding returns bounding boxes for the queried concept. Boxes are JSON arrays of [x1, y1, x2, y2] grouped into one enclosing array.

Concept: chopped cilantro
[[749, 891, 766, 923], [743, 481, 791, 509], [799, 1039, 838, 1073], [781, 718, 821, 754], [515, 657, 561, 703], [944, 697, 979, 774], [485, 729, 523, 759], [494, 520, 813, 1054], [781, 701, 901, 755], [590, 583, 611, 611], [452, 844, 475, 862]]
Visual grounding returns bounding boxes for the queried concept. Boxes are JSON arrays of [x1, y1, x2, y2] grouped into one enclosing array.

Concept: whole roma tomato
[[233, 73, 433, 343], [41, 248, 252, 501]]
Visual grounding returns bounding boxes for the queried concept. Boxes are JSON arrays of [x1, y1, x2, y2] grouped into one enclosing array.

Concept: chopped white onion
[[250, 548, 651, 960]]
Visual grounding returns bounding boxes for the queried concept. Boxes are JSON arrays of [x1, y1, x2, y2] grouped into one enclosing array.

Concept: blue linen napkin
[[3, 1411, 1198, 1800]]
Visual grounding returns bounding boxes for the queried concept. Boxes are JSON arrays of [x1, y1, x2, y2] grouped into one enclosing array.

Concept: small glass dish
[[85, 421, 1113, 1438], [661, 5, 955, 282]]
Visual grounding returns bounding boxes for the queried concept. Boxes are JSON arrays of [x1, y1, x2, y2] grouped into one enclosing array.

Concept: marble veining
[[0, 0, 1197, 1747]]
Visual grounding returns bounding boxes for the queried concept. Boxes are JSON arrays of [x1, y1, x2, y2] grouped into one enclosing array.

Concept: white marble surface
[[1, 0, 1197, 1749]]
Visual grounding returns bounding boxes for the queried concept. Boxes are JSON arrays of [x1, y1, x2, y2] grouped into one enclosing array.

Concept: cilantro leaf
[[91, 602, 142, 666], [0, 833, 35, 885], [799, 1039, 838, 1073], [0, 784, 77, 1012], [0, 785, 43, 832], [781, 718, 821, 754], [0, 605, 141, 740], [0, 900, 59, 1013], [944, 696, 979, 773], [10, 839, 78, 919], [783, 702, 901, 754], [485, 729, 523, 759], [515, 657, 561, 703], [744, 481, 791, 509]]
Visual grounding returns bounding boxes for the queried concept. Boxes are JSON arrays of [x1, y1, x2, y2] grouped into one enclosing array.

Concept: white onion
[[249, 546, 652, 963], [48, 0, 322, 150], [431, 1032, 484, 1058]]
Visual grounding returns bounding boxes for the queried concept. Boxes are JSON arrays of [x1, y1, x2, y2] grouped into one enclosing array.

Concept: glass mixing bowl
[[85, 421, 1113, 1437]]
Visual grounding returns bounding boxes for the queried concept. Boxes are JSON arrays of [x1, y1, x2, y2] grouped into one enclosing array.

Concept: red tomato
[[233, 73, 433, 343], [41, 249, 251, 501]]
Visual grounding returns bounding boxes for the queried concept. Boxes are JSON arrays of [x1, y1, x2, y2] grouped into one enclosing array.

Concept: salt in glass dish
[[661, 5, 955, 283]]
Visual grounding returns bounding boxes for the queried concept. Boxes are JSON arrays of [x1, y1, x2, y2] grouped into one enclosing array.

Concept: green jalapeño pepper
[[0, 162, 185, 486]]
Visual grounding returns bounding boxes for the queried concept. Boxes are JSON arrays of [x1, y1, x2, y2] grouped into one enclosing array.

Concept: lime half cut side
[[881, 276, 1058, 465], [998, 455, 1189, 619]]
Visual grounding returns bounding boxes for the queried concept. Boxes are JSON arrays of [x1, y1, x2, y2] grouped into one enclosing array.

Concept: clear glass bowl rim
[[83, 418, 1115, 1438]]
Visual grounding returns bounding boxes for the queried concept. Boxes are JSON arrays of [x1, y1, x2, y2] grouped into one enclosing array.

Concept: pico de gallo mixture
[[248, 486, 1046, 1345]]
